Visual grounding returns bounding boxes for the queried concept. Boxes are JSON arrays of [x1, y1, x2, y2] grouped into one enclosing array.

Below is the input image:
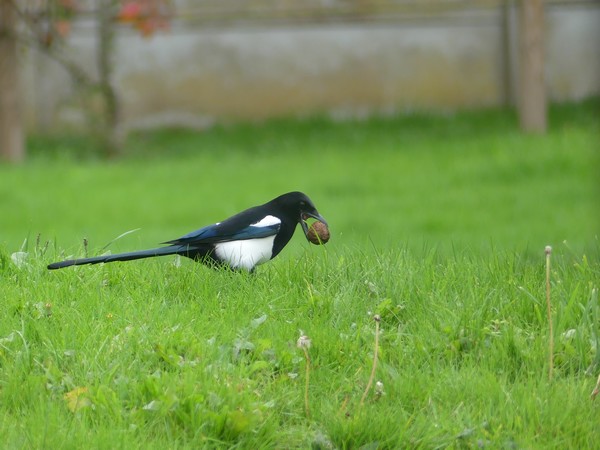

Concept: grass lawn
[[1, 99, 599, 448]]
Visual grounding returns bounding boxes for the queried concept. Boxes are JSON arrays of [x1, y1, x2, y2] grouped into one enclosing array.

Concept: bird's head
[[274, 191, 328, 235]]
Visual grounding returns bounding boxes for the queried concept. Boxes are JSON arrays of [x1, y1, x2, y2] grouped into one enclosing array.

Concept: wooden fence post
[[0, 0, 25, 162], [518, 0, 547, 133]]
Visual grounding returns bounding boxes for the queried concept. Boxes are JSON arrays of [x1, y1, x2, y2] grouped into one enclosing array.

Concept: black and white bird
[[47, 191, 327, 272]]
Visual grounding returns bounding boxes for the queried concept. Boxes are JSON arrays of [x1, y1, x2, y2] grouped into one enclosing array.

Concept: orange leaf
[[54, 20, 71, 38], [119, 2, 142, 22]]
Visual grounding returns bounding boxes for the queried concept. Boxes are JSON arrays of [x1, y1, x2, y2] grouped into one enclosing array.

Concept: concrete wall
[[21, 2, 600, 132]]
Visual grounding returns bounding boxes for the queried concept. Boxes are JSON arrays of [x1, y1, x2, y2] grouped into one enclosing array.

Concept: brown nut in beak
[[306, 221, 330, 245]]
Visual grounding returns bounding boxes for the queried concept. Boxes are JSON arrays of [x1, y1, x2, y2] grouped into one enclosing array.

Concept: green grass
[[1, 99, 599, 448]]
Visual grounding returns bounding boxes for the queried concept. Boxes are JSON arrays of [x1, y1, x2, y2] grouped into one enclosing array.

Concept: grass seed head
[[297, 335, 312, 349]]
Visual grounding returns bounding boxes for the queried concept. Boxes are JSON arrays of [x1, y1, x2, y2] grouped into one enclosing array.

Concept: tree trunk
[[518, 0, 547, 133], [97, 0, 121, 157], [0, 0, 24, 162]]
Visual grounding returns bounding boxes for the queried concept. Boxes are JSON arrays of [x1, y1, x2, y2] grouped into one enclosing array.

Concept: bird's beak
[[300, 211, 328, 235]]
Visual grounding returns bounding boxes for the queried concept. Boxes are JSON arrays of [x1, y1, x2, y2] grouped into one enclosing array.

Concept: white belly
[[214, 236, 275, 271]]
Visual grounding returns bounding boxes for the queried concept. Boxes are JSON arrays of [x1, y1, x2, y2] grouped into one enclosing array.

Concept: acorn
[[306, 221, 330, 245]]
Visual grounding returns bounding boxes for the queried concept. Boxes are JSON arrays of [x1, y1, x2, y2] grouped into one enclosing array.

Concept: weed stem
[[303, 347, 311, 418], [591, 372, 600, 400], [360, 314, 381, 407], [545, 245, 554, 381], [297, 335, 312, 418]]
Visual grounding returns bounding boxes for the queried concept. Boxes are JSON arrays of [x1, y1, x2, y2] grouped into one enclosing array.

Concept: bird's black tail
[[47, 245, 187, 270]]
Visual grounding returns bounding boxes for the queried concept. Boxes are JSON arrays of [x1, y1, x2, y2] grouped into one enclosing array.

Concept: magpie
[[47, 191, 327, 272]]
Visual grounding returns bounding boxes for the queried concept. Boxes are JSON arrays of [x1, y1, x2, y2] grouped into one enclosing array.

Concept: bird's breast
[[214, 236, 275, 271]]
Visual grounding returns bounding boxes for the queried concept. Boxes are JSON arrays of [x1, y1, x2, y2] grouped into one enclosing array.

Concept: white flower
[[11, 251, 28, 268], [562, 329, 576, 340]]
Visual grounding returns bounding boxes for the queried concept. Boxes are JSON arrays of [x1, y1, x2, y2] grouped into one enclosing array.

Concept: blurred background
[[0, 0, 598, 256], [2, 0, 599, 158]]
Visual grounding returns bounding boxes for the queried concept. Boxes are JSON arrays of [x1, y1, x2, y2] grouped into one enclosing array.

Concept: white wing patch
[[215, 236, 275, 271], [252, 215, 281, 228]]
